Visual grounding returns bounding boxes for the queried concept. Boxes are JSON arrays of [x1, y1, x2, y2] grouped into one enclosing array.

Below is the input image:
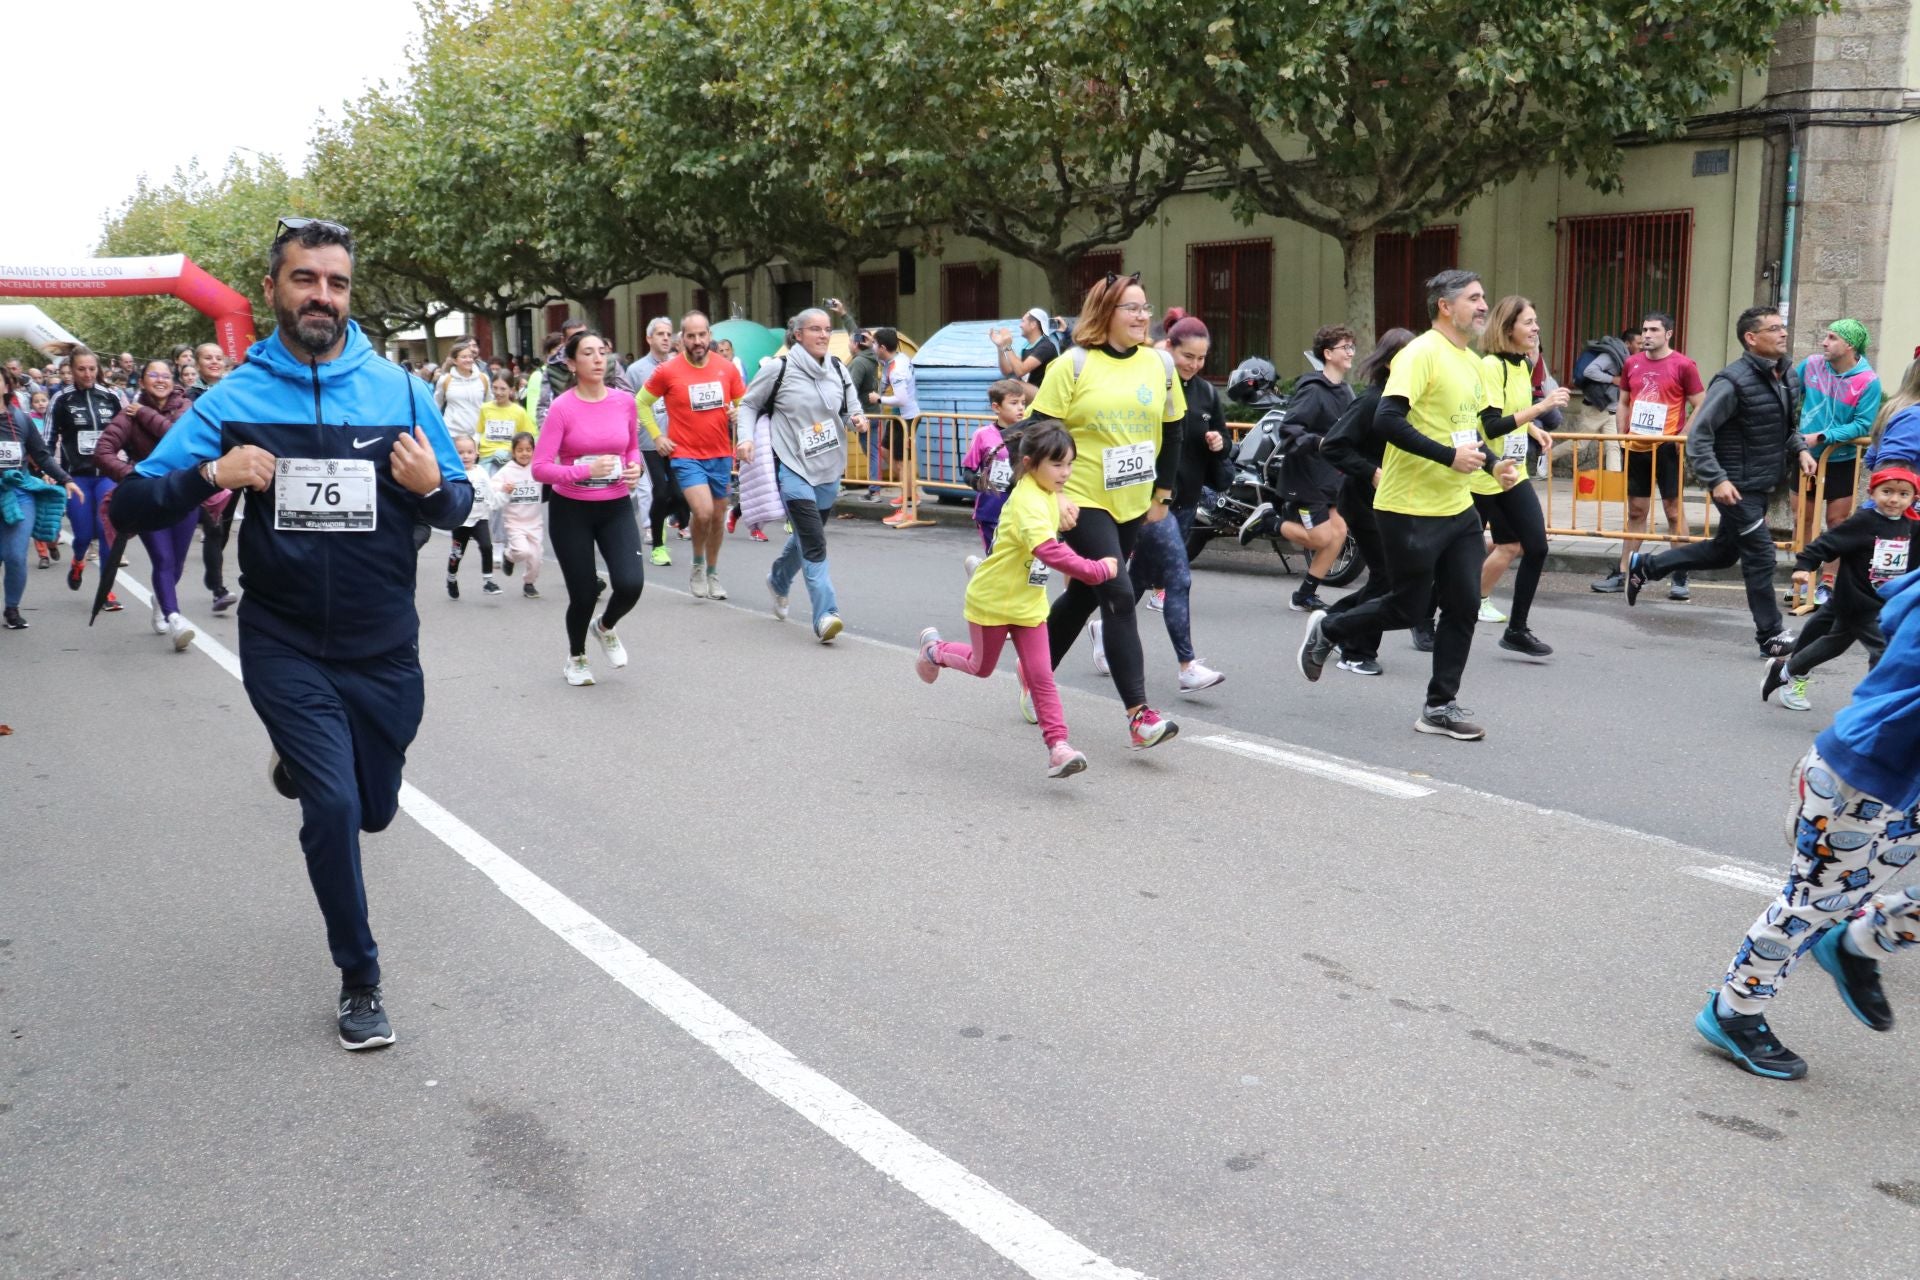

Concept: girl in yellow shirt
[[914, 424, 1117, 779]]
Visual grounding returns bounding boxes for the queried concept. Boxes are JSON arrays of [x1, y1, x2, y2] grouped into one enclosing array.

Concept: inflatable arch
[[0, 304, 83, 355], [0, 256, 255, 360]]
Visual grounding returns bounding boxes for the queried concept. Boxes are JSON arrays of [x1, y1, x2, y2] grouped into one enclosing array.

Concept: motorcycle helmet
[[1226, 356, 1278, 404]]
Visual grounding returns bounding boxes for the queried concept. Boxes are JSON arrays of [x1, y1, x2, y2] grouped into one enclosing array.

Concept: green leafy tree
[[720, 0, 1193, 316], [1131, 0, 1832, 343]]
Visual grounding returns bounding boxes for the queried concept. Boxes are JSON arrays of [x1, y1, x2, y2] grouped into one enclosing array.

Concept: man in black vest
[[1626, 306, 1816, 655]]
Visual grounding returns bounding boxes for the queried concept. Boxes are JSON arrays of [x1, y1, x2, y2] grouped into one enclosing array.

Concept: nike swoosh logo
[[352, 436, 381, 448]]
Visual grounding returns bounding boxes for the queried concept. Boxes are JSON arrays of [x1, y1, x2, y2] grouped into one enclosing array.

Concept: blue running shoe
[[1694, 995, 1806, 1079], [1812, 925, 1894, 1031]]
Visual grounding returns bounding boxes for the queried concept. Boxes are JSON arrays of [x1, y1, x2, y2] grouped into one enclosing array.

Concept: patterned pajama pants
[[1721, 747, 1920, 1014]]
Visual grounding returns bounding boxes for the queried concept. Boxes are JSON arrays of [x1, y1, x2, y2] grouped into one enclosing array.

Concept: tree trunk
[[1041, 255, 1080, 319], [421, 319, 442, 365], [1341, 228, 1379, 351]]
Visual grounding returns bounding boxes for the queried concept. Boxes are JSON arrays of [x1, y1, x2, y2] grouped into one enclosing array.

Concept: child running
[[1762, 465, 1918, 709], [446, 435, 501, 598], [914, 424, 1116, 778], [960, 379, 1027, 566], [492, 432, 545, 598]]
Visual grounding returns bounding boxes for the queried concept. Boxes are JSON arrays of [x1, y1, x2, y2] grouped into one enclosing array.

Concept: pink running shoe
[[1047, 742, 1087, 779], [1128, 706, 1178, 750], [915, 627, 941, 683]]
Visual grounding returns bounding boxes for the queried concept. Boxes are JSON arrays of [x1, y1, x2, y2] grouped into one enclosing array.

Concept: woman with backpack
[[736, 307, 867, 644]]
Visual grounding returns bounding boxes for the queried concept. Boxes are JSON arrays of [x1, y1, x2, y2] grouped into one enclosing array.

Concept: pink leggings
[[934, 622, 1068, 747]]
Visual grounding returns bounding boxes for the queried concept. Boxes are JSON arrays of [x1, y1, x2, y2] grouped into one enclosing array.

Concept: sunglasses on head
[[275, 216, 353, 240]]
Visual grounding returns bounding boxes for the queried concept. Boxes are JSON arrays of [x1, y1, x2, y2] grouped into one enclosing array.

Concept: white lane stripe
[[1195, 734, 1436, 799], [106, 577, 243, 679], [1679, 865, 1783, 897], [115, 574, 1150, 1280]]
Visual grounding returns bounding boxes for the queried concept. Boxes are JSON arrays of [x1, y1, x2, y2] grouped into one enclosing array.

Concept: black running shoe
[[1290, 590, 1328, 613], [1761, 657, 1790, 705], [338, 985, 395, 1050], [482, 580, 503, 595], [1813, 925, 1894, 1031], [1625, 551, 1651, 606], [1759, 630, 1795, 658], [1409, 622, 1435, 653], [1297, 610, 1333, 682], [3, 607, 27, 630], [67, 562, 83, 591], [1415, 702, 1485, 740], [48, 543, 61, 562], [502, 556, 514, 577], [1499, 628, 1553, 658], [1694, 996, 1807, 1079], [267, 749, 298, 800]]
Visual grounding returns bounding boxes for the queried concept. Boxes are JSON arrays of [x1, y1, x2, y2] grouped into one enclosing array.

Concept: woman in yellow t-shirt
[[1026, 274, 1187, 750], [914, 424, 1116, 778], [1472, 297, 1568, 656]]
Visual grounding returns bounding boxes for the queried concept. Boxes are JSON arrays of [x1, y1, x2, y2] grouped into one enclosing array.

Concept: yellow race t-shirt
[[964, 475, 1063, 628], [1374, 329, 1489, 518], [1028, 345, 1185, 521], [475, 400, 538, 463], [1469, 353, 1533, 495]]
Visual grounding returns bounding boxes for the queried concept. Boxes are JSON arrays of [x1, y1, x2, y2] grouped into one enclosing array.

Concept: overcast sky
[[9, 0, 422, 261]]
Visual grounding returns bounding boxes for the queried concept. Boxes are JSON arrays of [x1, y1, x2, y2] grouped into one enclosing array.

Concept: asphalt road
[[4, 511, 1913, 1279]]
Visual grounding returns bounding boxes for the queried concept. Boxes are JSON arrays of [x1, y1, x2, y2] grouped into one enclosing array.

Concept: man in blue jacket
[[1695, 566, 1920, 1078], [110, 218, 473, 1051]]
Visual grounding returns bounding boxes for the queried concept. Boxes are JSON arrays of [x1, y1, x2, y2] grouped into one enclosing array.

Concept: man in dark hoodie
[[109, 218, 473, 1052], [1277, 325, 1357, 612]]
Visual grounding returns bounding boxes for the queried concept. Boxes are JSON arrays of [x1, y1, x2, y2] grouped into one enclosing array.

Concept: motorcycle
[[1186, 357, 1364, 588]]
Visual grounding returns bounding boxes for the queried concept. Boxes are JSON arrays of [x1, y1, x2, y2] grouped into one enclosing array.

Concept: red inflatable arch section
[[0, 256, 255, 361]]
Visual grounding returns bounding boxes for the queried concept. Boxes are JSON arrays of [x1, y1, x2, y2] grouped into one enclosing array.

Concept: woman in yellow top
[[914, 424, 1117, 779], [1471, 296, 1567, 656], [1026, 273, 1186, 750]]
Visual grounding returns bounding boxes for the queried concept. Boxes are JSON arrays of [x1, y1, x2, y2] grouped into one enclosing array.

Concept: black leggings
[[548, 494, 645, 656], [449, 523, 494, 575], [1322, 508, 1483, 707], [200, 500, 236, 594], [1787, 605, 1887, 676], [645, 451, 689, 544], [1473, 482, 1548, 631], [1046, 506, 1146, 709], [1325, 476, 1389, 661]]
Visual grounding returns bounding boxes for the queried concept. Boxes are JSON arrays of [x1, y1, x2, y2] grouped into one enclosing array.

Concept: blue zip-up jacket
[[1816, 568, 1920, 809], [112, 321, 472, 660]]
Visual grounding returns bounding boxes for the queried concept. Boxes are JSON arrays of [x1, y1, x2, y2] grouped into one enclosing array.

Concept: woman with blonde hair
[[1024, 272, 1187, 749], [1472, 295, 1567, 656]]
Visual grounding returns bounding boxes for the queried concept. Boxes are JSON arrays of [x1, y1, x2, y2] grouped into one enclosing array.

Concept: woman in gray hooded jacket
[[736, 307, 868, 643]]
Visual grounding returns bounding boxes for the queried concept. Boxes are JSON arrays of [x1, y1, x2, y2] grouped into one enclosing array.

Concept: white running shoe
[[151, 599, 169, 635], [1146, 589, 1165, 613], [817, 614, 843, 644], [1477, 597, 1508, 623], [705, 569, 727, 600], [766, 577, 789, 621], [963, 555, 982, 578], [1091, 620, 1109, 675], [1178, 660, 1225, 693], [690, 565, 710, 599], [915, 627, 941, 683], [167, 613, 195, 652], [593, 619, 628, 668], [564, 656, 595, 686]]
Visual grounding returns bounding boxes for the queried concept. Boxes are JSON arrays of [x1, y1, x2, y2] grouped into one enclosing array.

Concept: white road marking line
[[119, 574, 1151, 1280], [1678, 865, 1783, 897], [107, 578, 242, 679], [1195, 735, 1436, 799]]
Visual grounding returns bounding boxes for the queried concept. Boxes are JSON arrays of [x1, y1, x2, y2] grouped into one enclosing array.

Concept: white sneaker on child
[[1091, 620, 1109, 675]]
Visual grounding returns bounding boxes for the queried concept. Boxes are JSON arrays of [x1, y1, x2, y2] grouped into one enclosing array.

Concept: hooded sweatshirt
[[1817, 568, 1920, 808], [114, 321, 471, 660], [1278, 368, 1353, 504], [738, 349, 863, 487]]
